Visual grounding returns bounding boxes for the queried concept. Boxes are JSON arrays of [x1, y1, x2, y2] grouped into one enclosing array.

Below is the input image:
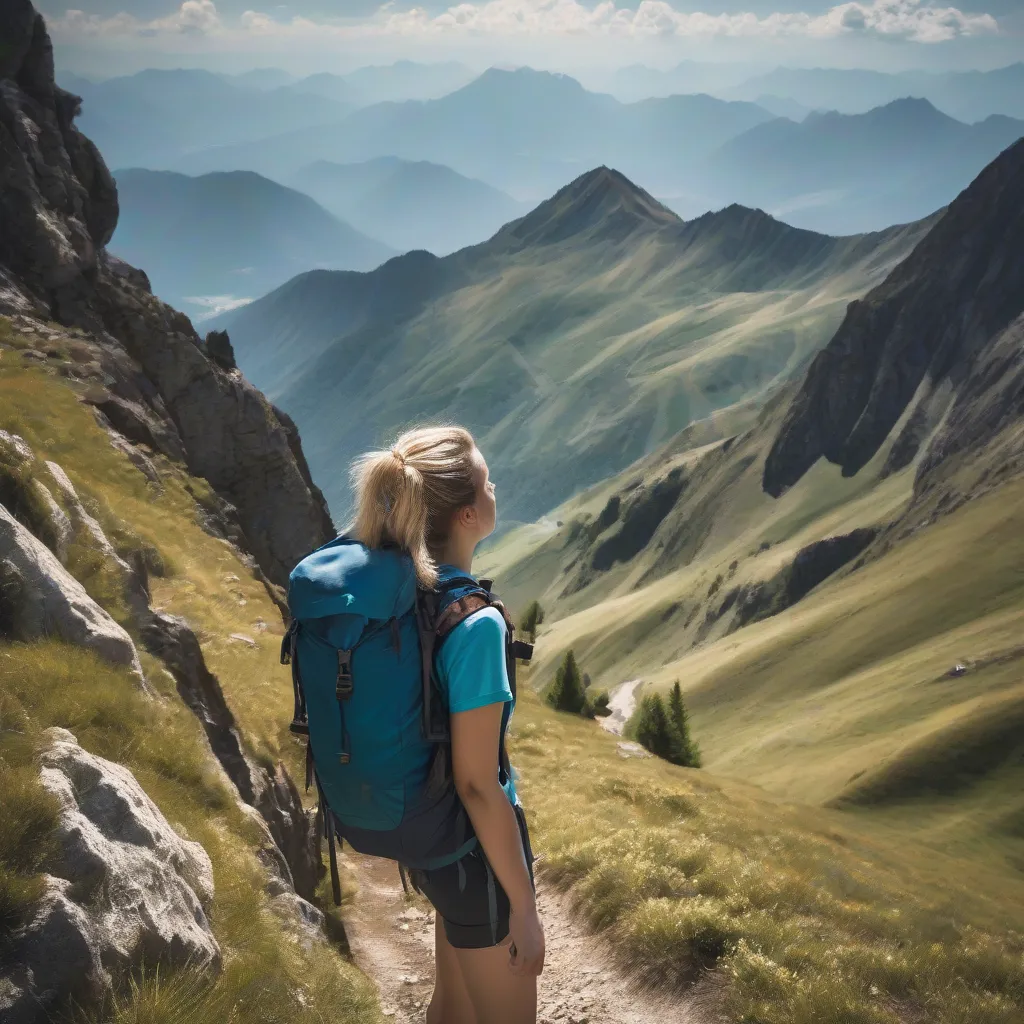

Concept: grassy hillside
[[0, 318, 382, 1023], [511, 684, 1024, 1024], [224, 168, 931, 527], [480, 356, 1024, 902], [4, 316, 1022, 1024]]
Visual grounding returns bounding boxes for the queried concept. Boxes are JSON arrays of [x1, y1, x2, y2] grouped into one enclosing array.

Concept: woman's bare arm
[[450, 703, 544, 974]]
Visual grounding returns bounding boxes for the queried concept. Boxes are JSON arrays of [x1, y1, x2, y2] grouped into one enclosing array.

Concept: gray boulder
[[0, 502, 142, 674], [0, 729, 220, 1024]]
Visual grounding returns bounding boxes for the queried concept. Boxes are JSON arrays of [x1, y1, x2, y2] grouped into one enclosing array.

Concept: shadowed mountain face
[[288, 158, 525, 255], [764, 137, 1024, 506], [697, 99, 1024, 234], [110, 169, 394, 319], [221, 167, 931, 527]]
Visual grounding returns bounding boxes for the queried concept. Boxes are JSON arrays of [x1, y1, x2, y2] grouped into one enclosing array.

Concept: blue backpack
[[281, 536, 533, 904]]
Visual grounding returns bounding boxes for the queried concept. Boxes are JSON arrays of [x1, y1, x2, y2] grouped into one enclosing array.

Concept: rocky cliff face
[[0, 6, 338, 1017], [763, 138, 1024, 501], [0, 0, 333, 588]]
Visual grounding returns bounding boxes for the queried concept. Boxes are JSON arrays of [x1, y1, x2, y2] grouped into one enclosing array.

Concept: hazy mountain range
[[134, 67, 1018, 236], [287, 158, 525, 255], [724, 63, 1024, 123], [110, 169, 394, 318], [169, 68, 776, 197], [66, 69, 354, 170], [219, 167, 932, 526], [694, 98, 1024, 234]]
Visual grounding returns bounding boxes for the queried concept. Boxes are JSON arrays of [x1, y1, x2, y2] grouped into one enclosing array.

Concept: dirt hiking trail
[[342, 850, 719, 1024]]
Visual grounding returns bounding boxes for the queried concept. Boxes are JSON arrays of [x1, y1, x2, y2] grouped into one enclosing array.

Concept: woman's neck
[[437, 535, 476, 575]]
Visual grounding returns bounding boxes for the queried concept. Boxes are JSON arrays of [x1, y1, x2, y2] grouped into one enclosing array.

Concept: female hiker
[[287, 425, 545, 1024]]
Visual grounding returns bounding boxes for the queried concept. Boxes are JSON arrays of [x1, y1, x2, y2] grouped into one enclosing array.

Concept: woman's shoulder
[[446, 604, 507, 644]]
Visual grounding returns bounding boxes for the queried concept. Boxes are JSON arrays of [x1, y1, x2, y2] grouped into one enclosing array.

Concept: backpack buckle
[[336, 649, 353, 701]]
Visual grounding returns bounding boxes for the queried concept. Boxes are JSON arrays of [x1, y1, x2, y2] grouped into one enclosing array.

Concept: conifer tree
[[636, 694, 675, 760], [668, 680, 702, 768], [546, 648, 585, 714]]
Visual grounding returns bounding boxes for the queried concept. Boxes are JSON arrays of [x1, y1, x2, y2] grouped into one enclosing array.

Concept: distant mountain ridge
[[221, 166, 932, 526], [111, 169, 394, 318], [698, 98, 1024, 234], [173, 67, 775, 199], [69, 68, 355, 169], [725, 62, 1024, 123], [288, 157, 525, 255]]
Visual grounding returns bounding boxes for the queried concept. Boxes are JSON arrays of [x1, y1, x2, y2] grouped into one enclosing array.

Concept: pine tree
[[635, 687, 702, 767], [636, 694, 675, 760], [546, 648, 585, 714], [668, 680, 701, 768]]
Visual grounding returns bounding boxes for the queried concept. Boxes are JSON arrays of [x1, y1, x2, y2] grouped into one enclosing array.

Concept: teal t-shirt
[[434, 565, 518, 807]]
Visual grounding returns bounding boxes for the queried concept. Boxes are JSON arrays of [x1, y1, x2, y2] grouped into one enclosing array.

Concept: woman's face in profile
[[469, 447, 497, 542]]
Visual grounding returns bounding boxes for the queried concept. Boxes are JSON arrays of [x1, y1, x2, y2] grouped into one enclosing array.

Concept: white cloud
[[49, 0, 999, 44], [53, 1, 221, 38]]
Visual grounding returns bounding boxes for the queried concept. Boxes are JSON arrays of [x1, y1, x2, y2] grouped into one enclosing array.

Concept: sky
[[45, 0, 1024, 78]]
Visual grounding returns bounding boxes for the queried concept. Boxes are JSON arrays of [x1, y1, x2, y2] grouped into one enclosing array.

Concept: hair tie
[[391, 448, 406, 470]]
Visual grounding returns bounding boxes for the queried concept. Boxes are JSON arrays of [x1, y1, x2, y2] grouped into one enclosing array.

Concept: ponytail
[[350, 426, 477, 589]]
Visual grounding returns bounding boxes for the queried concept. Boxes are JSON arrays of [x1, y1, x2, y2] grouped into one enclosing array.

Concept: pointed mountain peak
[[496, 167, 680, 250]]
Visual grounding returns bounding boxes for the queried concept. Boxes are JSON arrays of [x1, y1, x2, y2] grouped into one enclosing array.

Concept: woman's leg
[[453, 937, 537, 1024], [427, 915, 477, 1024]]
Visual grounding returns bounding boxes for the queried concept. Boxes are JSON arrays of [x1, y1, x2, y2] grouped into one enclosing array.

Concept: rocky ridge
[[0, 3, 336, 1018], [763, 137, 1024, 504], [0, 0, 333, 589]]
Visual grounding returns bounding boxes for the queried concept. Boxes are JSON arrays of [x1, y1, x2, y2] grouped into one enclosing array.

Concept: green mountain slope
[[288, 158, 526, 255], [223, 166, 932, 527], [477, 139, 1024, 872], [110, 169, 395, 318]]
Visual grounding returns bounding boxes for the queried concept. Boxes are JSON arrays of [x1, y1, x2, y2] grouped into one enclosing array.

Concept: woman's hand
[[508, 904, 546, 977]]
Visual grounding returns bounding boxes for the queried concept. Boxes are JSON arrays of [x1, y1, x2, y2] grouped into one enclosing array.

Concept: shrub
[[521, 600, 545, 642]]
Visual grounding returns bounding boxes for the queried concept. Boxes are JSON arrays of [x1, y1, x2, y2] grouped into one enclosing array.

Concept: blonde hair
[[350, 426, 478, 589]]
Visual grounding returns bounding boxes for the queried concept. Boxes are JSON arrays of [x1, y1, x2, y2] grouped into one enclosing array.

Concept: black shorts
[[409, 802, 535, 949]]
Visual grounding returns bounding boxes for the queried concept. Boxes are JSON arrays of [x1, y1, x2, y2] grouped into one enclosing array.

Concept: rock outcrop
[[764, 138, 1024, 499], [0, 0, 333, 588], [142, 612, 319, 900], [0, 502, 142, 673], [0, 729, 219, 1024], [708, 527, 879, 637]]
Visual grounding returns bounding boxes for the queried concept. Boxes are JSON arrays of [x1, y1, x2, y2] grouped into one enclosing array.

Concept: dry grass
[[0, 346, 381, 1022], [512, 687, 1024, 1024]]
